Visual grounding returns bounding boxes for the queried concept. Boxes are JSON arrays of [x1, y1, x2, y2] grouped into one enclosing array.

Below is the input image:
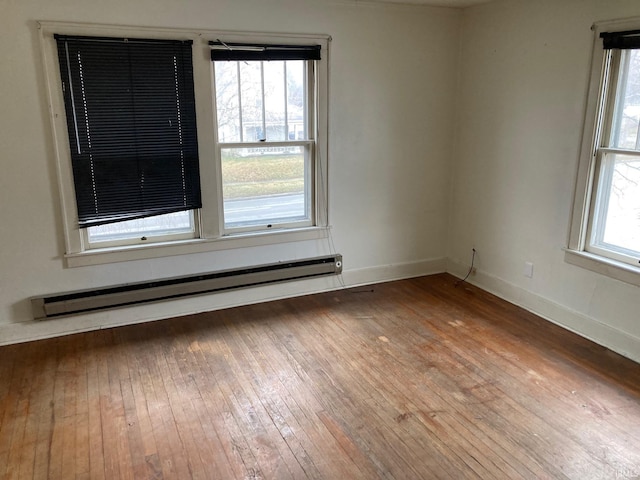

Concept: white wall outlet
[[524, 261, 534, 278]]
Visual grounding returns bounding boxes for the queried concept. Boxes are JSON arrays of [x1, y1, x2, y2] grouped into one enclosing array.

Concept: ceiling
[[365, 0, 496, 7]]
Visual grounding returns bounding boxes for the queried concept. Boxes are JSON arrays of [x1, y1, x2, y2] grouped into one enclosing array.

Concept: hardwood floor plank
[[2, 371, 27, 480], [30, 344, 58, 480], [329, 296, 547, 479], [291, 301, 492, 479], [47, 339, 66, 480], [223, 308, 328, 479], [177, 336, 250, 480], [85, 333, 106, 480], [241, 308, 368, 479], [1, 274, 639, 480], [126, 336, 174, 480], [277, 302, 464, 479], [122, 332, 161, 463], [343, 293, 569, 479], [12, 343, 48, 480], [194, 331, 265, 479], [365, 282, 608, 477], [398, 278, 640, 472], [215, 314, 302, 479], [96, 332, 122, 480], [146, 335, 193, 479], [155, 329, 221, 480], [260, 304, 393, 479], [72, 346, 90, 480]]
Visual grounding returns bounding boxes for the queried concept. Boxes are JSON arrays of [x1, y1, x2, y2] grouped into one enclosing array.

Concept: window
[[211, 42, 321, 233], [568, 21, 640, 284], [587, 43, 640, 264], [54, 35, 201, 248], [40, 23, 329, 266]]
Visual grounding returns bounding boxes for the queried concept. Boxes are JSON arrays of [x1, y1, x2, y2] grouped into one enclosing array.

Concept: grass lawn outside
[[221, 154, 305, 199]]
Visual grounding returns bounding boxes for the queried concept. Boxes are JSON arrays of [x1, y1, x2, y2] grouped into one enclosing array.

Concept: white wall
[[0, 0, 459, 342], [4, 0, 638, 364], [449, 0, 640, 362]]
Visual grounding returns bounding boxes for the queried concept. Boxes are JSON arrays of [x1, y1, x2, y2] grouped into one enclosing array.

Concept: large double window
[[41, 24, 329, 266], [569, 22, 640, 283]]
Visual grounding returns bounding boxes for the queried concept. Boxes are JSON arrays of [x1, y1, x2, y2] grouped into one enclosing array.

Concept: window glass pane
[[240, 62, 264, 142], [215, 60, 309, 143], [287, 61, 306, 140], [214, 62, 241, 142], [87, 210, 194, 243], [221, 146, 308, 227], [598, 153, 640, 255], [264, 62, 286, 141], [611, 50, 640, 150]]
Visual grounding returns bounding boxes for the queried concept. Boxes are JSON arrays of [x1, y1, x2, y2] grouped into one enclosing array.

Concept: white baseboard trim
[[0, 257, 447, 346], [341, 257, 447, 287], [447, 259, 640, 365]]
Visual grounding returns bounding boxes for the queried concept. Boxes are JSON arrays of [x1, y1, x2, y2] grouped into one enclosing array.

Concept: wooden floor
[[1, 274, 639, 480]]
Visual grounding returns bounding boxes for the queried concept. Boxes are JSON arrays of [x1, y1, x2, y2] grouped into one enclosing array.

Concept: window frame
[[82, 211, 200, 249], [566, 18, 640, 286], [39, 22, 330, 267]]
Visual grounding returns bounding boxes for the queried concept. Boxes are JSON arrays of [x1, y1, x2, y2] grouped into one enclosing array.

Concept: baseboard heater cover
[[31, 254, 342, 319]]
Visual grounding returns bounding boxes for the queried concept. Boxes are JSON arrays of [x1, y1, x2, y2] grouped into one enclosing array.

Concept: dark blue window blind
[[601, 30, 640, 50], [55, 35, 201, 228], [209, 41, 321, 61]]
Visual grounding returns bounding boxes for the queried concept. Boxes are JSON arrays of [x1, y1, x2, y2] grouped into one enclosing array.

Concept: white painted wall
[[0, 0, 458, 342], [3, 0, 638, 364], [449, 0, 640, 362]]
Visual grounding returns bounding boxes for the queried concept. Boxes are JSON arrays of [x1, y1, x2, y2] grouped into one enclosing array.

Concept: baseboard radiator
[[31, 254, 343, 319]]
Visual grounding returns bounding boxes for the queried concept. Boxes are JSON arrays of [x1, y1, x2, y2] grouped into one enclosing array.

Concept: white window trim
[[39, 21, 330, 267], [566, 17, 640, 285]]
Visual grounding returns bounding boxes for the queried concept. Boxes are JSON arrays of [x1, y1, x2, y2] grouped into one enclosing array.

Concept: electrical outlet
[[524, 262, 534, 278]]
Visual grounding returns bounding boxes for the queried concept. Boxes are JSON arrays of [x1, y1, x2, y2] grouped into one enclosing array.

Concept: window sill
[[564, 248, 640, 287], [65, 227, 329, 268]]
